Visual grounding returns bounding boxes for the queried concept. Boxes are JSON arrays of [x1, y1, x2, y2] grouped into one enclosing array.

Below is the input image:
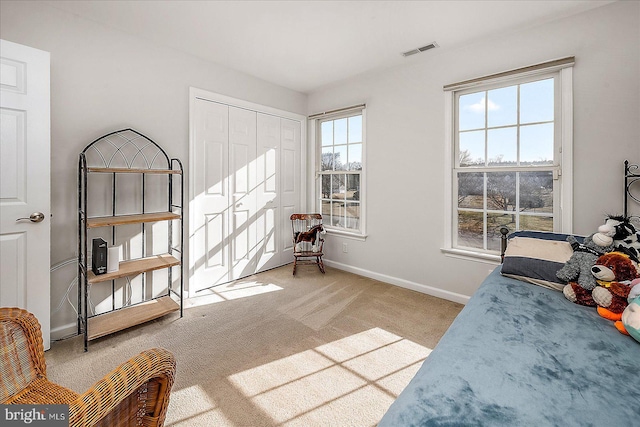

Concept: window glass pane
[[334, 118, 347, 145], [345, 202, 360, 230], [321, 146, 334, 171], [459, 130, 485, 166], [321, 200, 332, 221], [332, 201, 345, 227], [520, 78, 554, 124], [487, 213, 515, 251], [348, 115, 362, 143], [457, 211, 483, 249], [520, 123, 554, 165], [331, 174, 345, 199], [459, 92, 485, 131], [487, 172, 516, 211], [347, 143, 362, 171], [520, 215, 553, 232], [487, 86, 517, 128], [321, 175, 331, 199], [321, 121, 333, 146], [334, 145, 347, 171], [487, 127, 517, 166], [519, 171, 553, 213], [458, 172, 484, 209], [346, 174, 360, 200]]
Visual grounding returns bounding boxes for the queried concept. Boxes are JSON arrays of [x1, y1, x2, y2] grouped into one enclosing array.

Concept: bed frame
[[500, 160, 640, 260], [624, 159, 640, 219]]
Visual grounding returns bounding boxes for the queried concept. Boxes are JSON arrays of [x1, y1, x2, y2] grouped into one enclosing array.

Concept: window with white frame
[[444, 58, 574, 257], [316, 109, 365, 235]]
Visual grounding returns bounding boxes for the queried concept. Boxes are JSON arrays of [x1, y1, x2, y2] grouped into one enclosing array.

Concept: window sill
[[326, 228, 367, 241], [440, 248, 501, 264]]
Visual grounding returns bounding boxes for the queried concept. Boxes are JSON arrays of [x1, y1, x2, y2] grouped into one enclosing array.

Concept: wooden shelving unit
[[78, 129, 183, 351], [87, 254, 180, 283], [87, 296, 179, 341], [87, 212, 180, 228]]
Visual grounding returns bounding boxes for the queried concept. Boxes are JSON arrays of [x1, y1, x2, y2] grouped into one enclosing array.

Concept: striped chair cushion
[[0, 321, 37, 402]]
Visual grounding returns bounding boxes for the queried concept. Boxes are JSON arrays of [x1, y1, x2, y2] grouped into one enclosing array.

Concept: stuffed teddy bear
[[615, 295, 640, 342], [558, 233, 615, 305], [590, 252, 640, 321]]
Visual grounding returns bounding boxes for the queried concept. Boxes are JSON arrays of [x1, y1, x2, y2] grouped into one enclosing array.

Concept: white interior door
[[0, 39, 51, 349], [190, 99, 230, 292]]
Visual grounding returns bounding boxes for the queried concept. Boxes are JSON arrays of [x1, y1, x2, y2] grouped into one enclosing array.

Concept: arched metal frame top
[[81, 128, 171, 170], [624, 160, 640, 218]]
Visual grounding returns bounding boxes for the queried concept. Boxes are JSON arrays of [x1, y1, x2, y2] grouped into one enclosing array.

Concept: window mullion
[[483, 92, 488, 250], [515, 171, 520, 230]]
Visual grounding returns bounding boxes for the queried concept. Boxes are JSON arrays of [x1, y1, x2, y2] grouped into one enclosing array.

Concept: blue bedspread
[[379, 267, 640, 426]]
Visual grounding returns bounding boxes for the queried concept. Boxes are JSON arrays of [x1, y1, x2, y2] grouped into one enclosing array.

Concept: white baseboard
[[50, 322, 78, 341], [324, 259, 471, 305]]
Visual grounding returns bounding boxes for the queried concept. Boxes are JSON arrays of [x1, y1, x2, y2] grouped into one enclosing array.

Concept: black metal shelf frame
[[77, 129, 183, 351]]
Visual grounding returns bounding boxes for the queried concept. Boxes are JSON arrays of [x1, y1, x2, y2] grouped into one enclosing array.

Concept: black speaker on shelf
[[92, 238, 107, 275]]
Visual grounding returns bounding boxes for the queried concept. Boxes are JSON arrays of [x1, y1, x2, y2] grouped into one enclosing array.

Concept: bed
[[379, 161, 640, 426]]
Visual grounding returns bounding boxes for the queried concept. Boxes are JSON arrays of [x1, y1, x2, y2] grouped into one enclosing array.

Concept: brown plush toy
[[591, 252, 640, 321]]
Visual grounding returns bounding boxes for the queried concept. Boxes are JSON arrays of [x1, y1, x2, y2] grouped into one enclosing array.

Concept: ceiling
[[45, 0, 613, 93]]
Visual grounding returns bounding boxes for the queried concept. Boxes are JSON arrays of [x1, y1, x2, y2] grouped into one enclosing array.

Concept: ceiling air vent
[[402, 42, 439, 57]]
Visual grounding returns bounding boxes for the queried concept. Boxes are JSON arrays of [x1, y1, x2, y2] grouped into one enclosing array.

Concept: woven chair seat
[[5, 377, 79, 404]]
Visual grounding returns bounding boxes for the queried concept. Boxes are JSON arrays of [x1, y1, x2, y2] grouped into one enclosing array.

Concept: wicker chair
[[0, 307, 176, 427]]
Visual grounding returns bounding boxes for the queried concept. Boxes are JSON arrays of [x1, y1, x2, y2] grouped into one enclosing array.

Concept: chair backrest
[[290, 214, 324, 252], [0, 308, 42, 402]]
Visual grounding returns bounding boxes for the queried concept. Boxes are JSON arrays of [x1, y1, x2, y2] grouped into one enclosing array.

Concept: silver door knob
[[16, 212, 45, 223]]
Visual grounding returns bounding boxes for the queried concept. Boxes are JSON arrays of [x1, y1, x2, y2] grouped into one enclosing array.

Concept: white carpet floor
[[45, 264, 462, 427]]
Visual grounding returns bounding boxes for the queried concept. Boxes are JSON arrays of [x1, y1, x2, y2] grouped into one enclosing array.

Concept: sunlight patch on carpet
[[278, 283, 362, 330], [166, 384, 231, 426], [227, 327, 432, 425], [186, 281, 283, 307]]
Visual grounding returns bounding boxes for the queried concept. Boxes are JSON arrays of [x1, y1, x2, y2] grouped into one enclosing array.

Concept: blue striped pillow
[[501, 231, 583, 291]]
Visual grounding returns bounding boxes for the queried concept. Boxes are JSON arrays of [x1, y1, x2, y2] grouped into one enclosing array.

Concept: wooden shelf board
[[87, 212, 180, 228], [88, 253, 180, 284], [87, 167, 181, 174], [87, 296, 179, 341]]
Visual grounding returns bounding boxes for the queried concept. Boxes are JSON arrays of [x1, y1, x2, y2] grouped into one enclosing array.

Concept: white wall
[[0, 1, 307, 338], [308, 1, 640, 302]]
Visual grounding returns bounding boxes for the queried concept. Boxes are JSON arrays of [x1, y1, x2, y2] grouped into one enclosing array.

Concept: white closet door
[[229, 107, 257, 280], [280, 118, 301, 261], [256, 113, 282, 272], [190, 89, 303, 293], [191, 99, 230, 292]]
